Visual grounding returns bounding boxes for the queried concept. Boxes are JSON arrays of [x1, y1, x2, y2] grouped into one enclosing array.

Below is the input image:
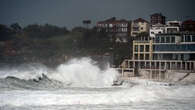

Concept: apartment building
[[131, 18, 149, 37], [96, 17, 130, 37]]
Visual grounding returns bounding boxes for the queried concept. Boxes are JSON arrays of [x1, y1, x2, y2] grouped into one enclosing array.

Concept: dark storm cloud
[[0, 0, 194, 29]]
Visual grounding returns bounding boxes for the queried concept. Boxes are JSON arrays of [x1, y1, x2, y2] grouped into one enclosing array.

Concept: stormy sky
[[0, 0, 194, 29]]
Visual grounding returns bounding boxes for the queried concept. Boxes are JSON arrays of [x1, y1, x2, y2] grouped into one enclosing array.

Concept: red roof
[[182, 19, 195, 25], [134, 18, 149, 23], [97, 17, 130, 24]]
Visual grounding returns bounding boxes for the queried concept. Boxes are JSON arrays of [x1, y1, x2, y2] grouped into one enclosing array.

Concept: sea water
[[0, 58, 195, 110]]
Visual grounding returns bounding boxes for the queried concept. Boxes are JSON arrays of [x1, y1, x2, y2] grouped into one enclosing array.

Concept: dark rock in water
[[112, 80, 124, 86], [32, 73, 51, 83], [5, 76, 19, 80]]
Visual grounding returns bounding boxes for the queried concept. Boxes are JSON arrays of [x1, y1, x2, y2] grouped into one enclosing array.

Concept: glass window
[[185, 35, 191, 42], [145, 54, 149, 60], [192, 35, 195, 42], [134, 54, 138, 60], [140, 45, 144, 52], [145, 45, 150, 52], [153, 54, 158, 60], [140, 54, 144, 60], [161, 37, 165, 43], [134, 45, 138, 52], [155, 37, 160, 43], [171, 37, 175, 43], [182, 36, 184, 42], [166, 37, 170, 43]]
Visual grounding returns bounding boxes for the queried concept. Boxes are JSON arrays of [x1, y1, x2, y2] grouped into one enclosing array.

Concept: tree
[[10, 23, 22, 33], [0, 24, 13, 41]]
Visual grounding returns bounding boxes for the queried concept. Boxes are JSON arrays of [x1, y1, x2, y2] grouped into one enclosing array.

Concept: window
[[145, 45, 150, 52], [134, 54, 138, 60], [192, 35, 195, 42], [185, 35, 191, 42], [171, 37, 175, 43], [140, 45, 144, 52], [134, 45, 138, 52], [145, 54, 150, 60], [155, 37, 160, 43], [109, 24, 113, 27], [161, 37, 165, 43], [166, 36, 170, 43], [140, 54, 144, 60]]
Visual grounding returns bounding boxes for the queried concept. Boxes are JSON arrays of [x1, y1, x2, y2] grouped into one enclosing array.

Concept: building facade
[[150, 24, 165, 38], [150, 13, 166, 25], [118, 33, 195, 80], [165, 20, 181, 33], [130, 18, 149, 37], [96, 17, 130, 37], [150, 20, 181, 38], [182, 19, 195, 32]]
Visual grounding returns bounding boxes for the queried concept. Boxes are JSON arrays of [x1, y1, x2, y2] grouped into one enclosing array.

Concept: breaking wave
[[0, 57, 119, 89]]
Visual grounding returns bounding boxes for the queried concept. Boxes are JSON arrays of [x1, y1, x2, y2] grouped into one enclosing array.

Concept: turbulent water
[[0, 58, 195, 110]]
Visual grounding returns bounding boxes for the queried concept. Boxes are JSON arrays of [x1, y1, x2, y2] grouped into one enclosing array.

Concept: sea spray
[[0, 57, 119, 88], [49, 57, 119, 87], [0, 63, 48, 80]]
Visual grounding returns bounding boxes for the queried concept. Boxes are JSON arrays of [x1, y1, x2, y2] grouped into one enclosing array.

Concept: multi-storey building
[[182, 19, 195, 32], [96, 17, 130, 37], [119, 33, 195, 80], [131, 18, 149, 37], [150, 24, 165, 38], [165, 21, 181, 33], [150, 20, 181, 38], [150, 13, 166, 25]]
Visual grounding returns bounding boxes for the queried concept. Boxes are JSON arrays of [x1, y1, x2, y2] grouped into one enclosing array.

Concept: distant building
[[165, 20, 181, 33], [182, 19, 195, 32], [131, 18, 149, 37], [150, 24, 165, 38], [118, 33, 195, 80], [150, 13, 166, 25], [150, 20, 181, 38], [153, 33, 195, 61], [96, 17, 130, 37]]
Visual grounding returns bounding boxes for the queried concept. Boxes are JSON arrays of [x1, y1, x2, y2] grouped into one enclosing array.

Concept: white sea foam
[[0, 57, 119, 88], [1, 84, 195, 107], [49, 58, 118, 87]]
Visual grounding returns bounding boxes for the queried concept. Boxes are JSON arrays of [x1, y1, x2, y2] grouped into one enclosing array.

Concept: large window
[[185, 35, 191, 42], [153, 44, 195, 51], [140, 45, 144, 52], [161, 37, 165, 43], [166, 36, 170, 43], [192, 35, 195, 42], [140, 54, 144, 60], [145, 45, 150, 52], [145, 54, 150, 60], [171, 37, 175, 43], [155, 37, 160, 43], [134, 45, 138, 52], [134, 54, 138, 60]]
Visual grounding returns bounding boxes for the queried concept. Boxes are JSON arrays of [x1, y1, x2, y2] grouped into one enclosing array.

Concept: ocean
[[0, 58, 195, 110]]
